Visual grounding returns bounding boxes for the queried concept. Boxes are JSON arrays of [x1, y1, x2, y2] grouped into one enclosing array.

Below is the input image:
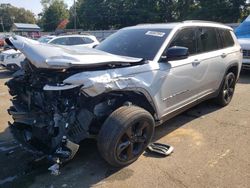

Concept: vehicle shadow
[[239, 70, 250, 84], [0, 69, 13, 79], [0, 100, 221, 188]]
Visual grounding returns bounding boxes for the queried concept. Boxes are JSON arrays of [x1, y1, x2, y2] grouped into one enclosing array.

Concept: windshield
[[235, 16, 250, 38], [38, 36, 54, 43], [96, 28, 171, 60]]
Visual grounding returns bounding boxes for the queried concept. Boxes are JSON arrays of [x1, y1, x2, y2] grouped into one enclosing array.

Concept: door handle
[[192, 59, 200, 66], [221, 53, 227, 58]]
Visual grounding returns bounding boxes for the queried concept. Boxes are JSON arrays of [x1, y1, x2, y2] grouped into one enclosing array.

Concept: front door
[[159, 27, 210, 116]]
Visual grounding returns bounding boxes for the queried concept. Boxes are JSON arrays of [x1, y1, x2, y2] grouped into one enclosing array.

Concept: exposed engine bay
[[5, 35, 158, 167], [6, 60, 146, 162]]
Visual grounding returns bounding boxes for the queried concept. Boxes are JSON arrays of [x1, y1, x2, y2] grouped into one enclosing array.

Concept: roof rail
[[183, 20, 223, 24]]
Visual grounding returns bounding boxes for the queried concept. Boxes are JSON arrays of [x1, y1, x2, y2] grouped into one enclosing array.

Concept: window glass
[[97, 28, 171, 60], [219, 30, 235, 48], [169, 28, 196, 55], [38, 36, 54, 43], [215, 29, 224, 49], [49, 37, 69, 45], [196, 27, 218, 53], [235, 16, 250, 38], [68, 37, 85, 45], [83, 37, 94, 44]]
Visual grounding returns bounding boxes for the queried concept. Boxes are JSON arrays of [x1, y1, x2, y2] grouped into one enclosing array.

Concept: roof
[[55, 34, 95, 38], [124, 21, 232, 31], [12, 23, 40, 32], [129, 22, 181, 29]]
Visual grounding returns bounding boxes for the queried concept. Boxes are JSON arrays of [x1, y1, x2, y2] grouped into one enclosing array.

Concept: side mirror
[[163, 46, 189, 61]]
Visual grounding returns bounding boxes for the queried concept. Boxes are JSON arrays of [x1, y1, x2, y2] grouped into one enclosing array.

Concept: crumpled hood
[[7, 35, 143, 69]]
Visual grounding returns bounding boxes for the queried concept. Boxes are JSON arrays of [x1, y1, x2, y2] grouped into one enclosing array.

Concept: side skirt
[[156, 92, 217, 126]]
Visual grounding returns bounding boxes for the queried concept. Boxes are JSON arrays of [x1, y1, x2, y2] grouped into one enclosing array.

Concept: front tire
[[97, 106, 155, 167], [216, 72, 236, 107]]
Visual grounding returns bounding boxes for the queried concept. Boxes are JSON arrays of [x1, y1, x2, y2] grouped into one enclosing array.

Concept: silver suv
[[6, 21, 242, 167]]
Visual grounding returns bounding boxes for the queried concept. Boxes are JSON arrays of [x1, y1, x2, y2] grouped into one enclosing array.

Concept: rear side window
[[218, 29, 235, 48], [196, 27, 218, 53], [169, 28, 196, 55]]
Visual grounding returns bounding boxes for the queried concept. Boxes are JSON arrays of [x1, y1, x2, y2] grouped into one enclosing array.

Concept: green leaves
[[40, 0, 69, 31], [1, 0, 247, 32], [0, 4, 36, 32], [187, 0, 246, 23], [66, 0, 247, 30], [70, 0, 176, 30]]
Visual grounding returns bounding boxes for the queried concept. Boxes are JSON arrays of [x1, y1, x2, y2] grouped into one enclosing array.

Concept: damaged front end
[[5, 35, 156, 166], [6, 61, 122, 163]]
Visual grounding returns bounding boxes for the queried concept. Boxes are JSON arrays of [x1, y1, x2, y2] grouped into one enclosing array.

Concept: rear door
[[193, 27, 225, 97], [216, 29, 238, 85]]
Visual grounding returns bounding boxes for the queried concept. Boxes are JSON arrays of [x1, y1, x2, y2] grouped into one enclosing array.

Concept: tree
[[0, 3, 36, 32], [70, 0, 176, 30], [66, 0, 248, 30], [40, 0, 69, 31], [187, 0, 246, 23], [41, 0, 59, 9], [174, 0, 197, 20]]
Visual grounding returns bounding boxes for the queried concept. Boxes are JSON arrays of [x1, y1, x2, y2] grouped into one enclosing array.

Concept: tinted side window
[[68, 37, 85, 45], [169, 28, 196, 55], [197, 27, 218, 53], [50, 38, 69, 45], [219, 29, 235, 48]]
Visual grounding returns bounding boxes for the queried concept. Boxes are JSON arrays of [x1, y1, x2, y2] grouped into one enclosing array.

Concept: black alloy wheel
[[116, 120, 150, 162], [97, 106, 155, 167], [223, 73, 235, 104], [216, 72, 236, 106]]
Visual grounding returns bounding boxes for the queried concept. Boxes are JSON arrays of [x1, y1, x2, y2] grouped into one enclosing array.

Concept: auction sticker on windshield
[[145, 31, 165, 37]]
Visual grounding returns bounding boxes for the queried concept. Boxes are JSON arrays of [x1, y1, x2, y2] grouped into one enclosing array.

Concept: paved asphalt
[[0, 68, 249, 188]]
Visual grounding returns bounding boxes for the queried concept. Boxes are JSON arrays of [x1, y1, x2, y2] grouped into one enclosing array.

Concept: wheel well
[[227, 65, 238, 77], [87, 91, 157, 135], [111, 91, 156, 117]]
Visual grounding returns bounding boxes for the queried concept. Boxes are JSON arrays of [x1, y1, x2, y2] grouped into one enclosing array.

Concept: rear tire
[[215, 72, 236, 107], [97, 106, 155, 167]]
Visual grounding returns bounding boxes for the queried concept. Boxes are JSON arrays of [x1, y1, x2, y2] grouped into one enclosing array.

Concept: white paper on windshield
[[145, 31, 165, 37]]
